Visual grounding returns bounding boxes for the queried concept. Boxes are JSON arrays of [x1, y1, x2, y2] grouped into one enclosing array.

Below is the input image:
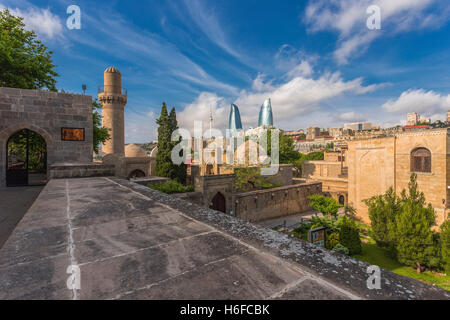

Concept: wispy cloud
[[304, 0, 450, 64], [0, 4, 63, 39], [382, 89, 450, 116]]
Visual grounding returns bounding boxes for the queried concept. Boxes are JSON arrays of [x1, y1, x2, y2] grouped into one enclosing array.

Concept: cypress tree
[[155, 103, 186, 183]]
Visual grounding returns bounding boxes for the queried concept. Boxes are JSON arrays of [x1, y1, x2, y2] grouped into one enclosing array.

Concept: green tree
[[440, 220, 450, 273], [155, 103, 186, 183], [395, 174, 436, 271], [339, 216, 362, 255], [234, 167, 280, 192], [363, 187, 400, 253], [0, 9, 58, 90], [308, 194, 341, 219], [92, 100, 110, 154], [259, 130, 301, 165], [169, 107, 186, 183]]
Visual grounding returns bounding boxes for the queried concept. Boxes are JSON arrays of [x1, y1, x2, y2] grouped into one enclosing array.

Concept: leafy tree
[[155, 103, 186, 183], [92, 100, 110, 154], [339, 216, 362, 255], [440, 220, 450, 273], [0, 9, 58, 90], [308, 194, 341, 219], [234, 167, 280, 192], [363, 187, 400, 254], [292, 150, 324, 177], [259, 130, 301, 164], [395, 174, 436, 271]]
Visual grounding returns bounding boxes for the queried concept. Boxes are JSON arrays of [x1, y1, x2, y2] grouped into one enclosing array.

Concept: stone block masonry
[[233, 182, 322, 222], [0, 87, 94, 187]]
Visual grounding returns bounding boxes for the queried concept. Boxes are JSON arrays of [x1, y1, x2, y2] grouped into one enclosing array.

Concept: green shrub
[[339, 216, 362, 255], [326, 233, 340, 250], [308, 194, 341, 218], [440, 221, 450, 273], [333, 244, 349, 255], [148, 180, 193, 194]]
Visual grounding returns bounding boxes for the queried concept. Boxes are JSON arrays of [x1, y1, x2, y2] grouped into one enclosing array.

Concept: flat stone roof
[[0, 177, 448, 300]]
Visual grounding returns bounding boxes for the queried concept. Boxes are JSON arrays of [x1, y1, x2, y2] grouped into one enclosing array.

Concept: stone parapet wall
[[49, 163, 115, 179], [233, 182, 322, 222]]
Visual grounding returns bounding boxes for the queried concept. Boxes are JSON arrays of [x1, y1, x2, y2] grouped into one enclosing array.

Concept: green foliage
[[326, 233, 340, 250], [333, 244, 349, 255], [155, 103, 186, 183], [363, 187, 400, 253], [234, 167, 280, 192], [308, 194, 341, 218], [92, 100, 110, 154], [0, 9, 58, 90], [395, 174, 436, 269], [441, 221, 450, 273], [259, 130, 301, 165], [339, 216, 362, 255], [343, 204, 356, 216], [148, 180, 193, 194], [7, 129, 46, 170], [292, 150, 324, 177]]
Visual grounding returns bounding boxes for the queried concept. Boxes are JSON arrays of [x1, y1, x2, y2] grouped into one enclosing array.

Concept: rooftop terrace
[[0, 177, 448, 300]]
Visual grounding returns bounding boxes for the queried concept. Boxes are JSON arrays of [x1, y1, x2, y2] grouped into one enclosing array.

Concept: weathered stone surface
[[0, 177, 448, 300]]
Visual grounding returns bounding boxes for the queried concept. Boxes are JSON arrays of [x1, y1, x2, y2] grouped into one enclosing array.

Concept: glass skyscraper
[[258, 98, 273, 127], [228, 103, 243, 136]]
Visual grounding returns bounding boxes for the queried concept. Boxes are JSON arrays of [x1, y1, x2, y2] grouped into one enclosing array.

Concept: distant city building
[[228, 104, 243, 137], [407, 112, 431, 126], [258, 98, 273, 127], [447, 110, 450, 122], [306, 126, 320, 140], [344, 122, 372, 131]]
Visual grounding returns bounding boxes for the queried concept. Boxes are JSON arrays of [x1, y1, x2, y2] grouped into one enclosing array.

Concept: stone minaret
[[98, 67, 127, 155]]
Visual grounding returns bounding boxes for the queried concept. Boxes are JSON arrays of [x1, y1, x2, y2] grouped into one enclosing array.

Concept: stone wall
[[233, 182, 322, 222], [194, 174, 235, 214], [0, 87, 93, 187], [347, 129, 449, 224]]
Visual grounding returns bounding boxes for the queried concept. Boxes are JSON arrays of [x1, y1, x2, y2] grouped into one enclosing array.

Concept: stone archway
[[6, 129, 47, 186], [128, 169, 146, 179], [339, 195, 345, 205], [0, 124, 53, 187], [210, 192, 226, 213]]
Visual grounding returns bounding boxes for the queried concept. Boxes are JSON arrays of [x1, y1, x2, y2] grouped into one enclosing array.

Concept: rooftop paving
[[0, 177, 449, 300]]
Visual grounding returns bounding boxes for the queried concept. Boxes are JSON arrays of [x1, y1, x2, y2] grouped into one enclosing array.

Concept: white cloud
[[336, 111, 367, 122], [177, 66, 383, 133], [304, 0, 450, 64], [125, 110, 158, 144], [382, 89, 450, 116], [5, 6, 63, 39], [177, 92, 229, 134]]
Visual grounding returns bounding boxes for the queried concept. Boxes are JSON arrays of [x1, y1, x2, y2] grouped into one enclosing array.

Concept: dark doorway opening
[[339, 195, 345, 205], [128, 169, 146, 179], [210, 192, 226, 213], [6, 129, 47, 187]]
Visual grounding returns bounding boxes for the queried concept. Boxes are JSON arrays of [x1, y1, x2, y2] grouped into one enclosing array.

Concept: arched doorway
[[210, 192, 226, 213], [339, 195, 345, 205], [128, 169, 146, 179], [6, 129, 47, 186]]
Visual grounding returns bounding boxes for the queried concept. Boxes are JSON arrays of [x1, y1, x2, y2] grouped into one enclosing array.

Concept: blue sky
[[2, 0, 450, 143]]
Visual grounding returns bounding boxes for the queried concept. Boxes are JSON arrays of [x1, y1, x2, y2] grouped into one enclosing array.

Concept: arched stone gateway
[[5, 129, 47, 186], [339, 195, 345, 205], [210, 192, 226, 213], [128, 169, 145, 179]]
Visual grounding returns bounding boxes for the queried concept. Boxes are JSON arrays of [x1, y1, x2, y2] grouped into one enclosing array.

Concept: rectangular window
[[61, 128, 85, 141]]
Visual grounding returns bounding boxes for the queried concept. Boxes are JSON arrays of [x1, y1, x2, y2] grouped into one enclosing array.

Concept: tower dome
[[125, 144, 147, 157], [105, 66, 121, 74]]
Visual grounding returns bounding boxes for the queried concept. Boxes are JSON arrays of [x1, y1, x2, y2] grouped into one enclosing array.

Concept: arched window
[[410, 148, 431, 173]]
